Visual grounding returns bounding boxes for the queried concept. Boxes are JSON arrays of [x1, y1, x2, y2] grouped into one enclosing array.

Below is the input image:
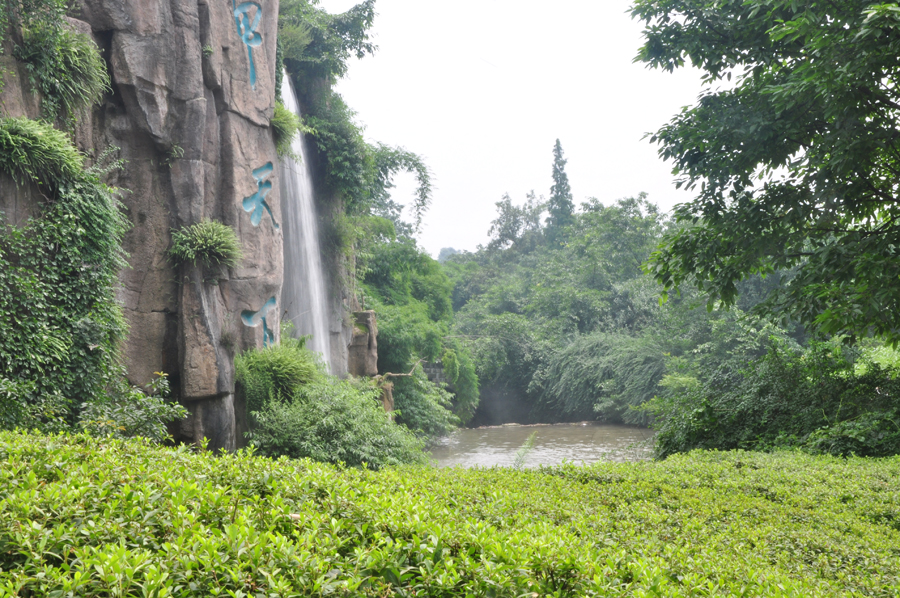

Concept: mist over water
[[430, 423, 655, 468], [280, 73, 333, 371]]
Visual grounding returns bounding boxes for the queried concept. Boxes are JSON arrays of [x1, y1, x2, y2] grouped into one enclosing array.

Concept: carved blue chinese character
[[241, 296, 277, 347], [233, 1, 263, 89], [242, 162, 279, 229]]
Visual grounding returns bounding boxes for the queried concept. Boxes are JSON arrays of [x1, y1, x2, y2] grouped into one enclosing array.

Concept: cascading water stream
[[280, 72, 333, 371]]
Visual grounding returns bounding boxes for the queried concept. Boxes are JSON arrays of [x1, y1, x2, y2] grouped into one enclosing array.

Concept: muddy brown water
[[429, 422, 656, 468]]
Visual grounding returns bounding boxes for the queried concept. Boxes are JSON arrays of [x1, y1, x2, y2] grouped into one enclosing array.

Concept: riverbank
[[2, 431, 898, 596]]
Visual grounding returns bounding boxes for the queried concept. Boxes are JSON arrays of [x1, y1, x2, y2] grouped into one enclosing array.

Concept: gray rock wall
[[71, 0, 282, 450]]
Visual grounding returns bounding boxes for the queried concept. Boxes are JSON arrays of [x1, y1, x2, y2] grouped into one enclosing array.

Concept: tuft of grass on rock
[[271, 101, 302, 158], [169, 219, 243, 269]]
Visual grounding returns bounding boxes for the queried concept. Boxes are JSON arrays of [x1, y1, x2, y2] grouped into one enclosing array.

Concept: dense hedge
[[2, 431, 899, 596]]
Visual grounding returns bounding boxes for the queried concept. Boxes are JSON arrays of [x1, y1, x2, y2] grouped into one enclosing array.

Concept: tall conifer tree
[[546, 139, 574, 241]]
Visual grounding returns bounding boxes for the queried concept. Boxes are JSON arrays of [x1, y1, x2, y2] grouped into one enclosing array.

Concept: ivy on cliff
[[279, 0, 376, 84], [0, 117, 128, 430], [2, 0, 110, 123]]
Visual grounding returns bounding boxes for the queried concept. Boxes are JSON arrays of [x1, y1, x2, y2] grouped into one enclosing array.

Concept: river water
[[429, 423, 656, 468]]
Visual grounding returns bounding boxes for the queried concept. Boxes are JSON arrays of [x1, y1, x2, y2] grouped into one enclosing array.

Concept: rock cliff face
[[1, 0, 371, 449], [0, 0, 287, 450], [79, 0, 283, 450]]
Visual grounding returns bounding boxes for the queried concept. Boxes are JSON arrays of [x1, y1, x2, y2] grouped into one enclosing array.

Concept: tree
[[488, 194, 524, 251], [546, 139, 575, 239], [633, 0, 900, 342], [437, 247, 460, 263]]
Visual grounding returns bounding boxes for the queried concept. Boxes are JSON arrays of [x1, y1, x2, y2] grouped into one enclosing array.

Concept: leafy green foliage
[[237, 337, 427, 467], [302, 93, 433, 235], [0, 378, 68, 433], [0, 117, 84, 190], [361, 239, 479, 427], [364, 240, 452, 323], [532, 333, 667, 425], [546, 139, 574, 240], [169, 219, 243, 269], [451, 348, 480, 422], [279, 0, 376, 83], [0, 119, 127, 429], [451, 194, 671, 423], [249, 377, 428, 468], [391, 367, 459, 440], [633, 0, 900, 342], [2, 0, 109, 122], [79, 372, 188, 443], [235, 336, 320, 414], [512, 431, 537, 470], [271, 100, 302, 158], [17, 24, 110, 123], [3, 432, 900, 595], [277, 2, 433, 259], [648, 340, 900, 459], [487, 191, 545, 252]]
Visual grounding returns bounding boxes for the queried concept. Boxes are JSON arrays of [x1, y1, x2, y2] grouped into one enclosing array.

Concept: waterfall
[[280, 72, 333, 371]]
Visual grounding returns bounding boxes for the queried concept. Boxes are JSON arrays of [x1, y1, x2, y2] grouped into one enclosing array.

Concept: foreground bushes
[[236, 337, 427, 467], [1, 431, 899, 596], [249, 377, 428, 467]]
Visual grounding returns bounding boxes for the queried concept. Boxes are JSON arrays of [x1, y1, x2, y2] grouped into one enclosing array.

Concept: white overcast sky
[[316, 0, 705, 257]]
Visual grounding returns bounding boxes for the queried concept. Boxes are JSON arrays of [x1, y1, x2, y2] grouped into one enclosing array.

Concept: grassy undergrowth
[[1, 432, 899, 597]]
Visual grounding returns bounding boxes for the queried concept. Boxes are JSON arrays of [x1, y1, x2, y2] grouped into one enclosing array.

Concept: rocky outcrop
[[347, 310, 378, 377], [69, 0, 282, 450]]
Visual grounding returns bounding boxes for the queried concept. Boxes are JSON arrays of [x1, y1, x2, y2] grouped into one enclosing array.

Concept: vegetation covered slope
[[2, 432, 899, 597]]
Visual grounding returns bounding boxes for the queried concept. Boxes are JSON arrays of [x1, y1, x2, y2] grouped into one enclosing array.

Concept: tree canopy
[[633, 0, 900, 342]]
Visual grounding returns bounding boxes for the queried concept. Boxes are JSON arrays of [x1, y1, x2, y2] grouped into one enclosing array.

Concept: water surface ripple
[[430, 423, 655, 468]]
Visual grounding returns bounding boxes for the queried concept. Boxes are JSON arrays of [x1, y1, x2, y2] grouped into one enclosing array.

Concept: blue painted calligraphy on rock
[[233, 1, 263, 90], [242, 162, 279, 229], [241, 296, 277, 347]]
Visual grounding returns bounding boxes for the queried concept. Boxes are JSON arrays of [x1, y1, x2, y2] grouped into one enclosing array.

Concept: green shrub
[[279, 0, 374, 83], [237, 337, 427, 468], [0, 117, 84, 189], [391, 367, 458, 441], [78, 372, 188, 443], [16, 20, 110, 122], [0, 377, 68, 433], [452, 348, 480, 422], [532, 332, 667, 425], [2, 432, 900, 596], [249, 377, 428, 468], [235, 336, 320, 413], [169, 219, 243, 269], [272, 101, 302, 158], [649, 341, 900, 458]]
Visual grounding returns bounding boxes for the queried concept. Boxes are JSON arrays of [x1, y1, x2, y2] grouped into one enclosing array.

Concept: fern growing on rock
[[169, 220, 243, 269]]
